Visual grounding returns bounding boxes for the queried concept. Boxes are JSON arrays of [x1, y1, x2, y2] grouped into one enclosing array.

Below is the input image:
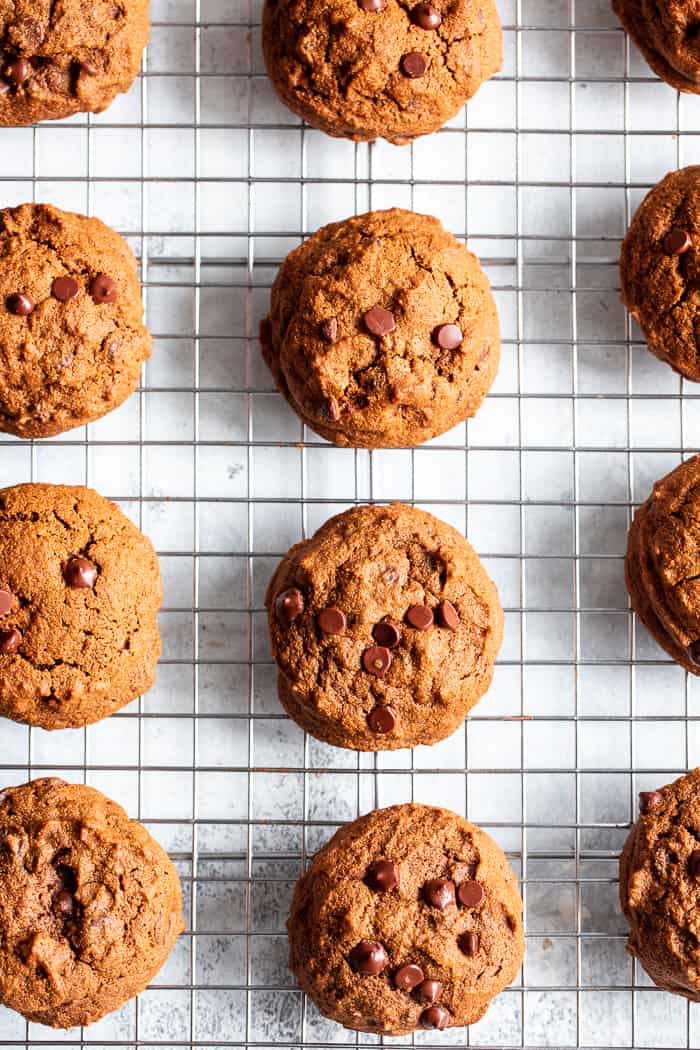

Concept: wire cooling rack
[[5, 0, 700, 1047]]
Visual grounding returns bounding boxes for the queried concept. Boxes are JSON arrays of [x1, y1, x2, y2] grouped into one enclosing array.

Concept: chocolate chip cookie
[[261, 208, 500, 449], [620, 166, 700, 382], [613, 1, 700, 94], [0, 203, 151, 438], [0, 0, 149, 126], [288, 803, 524, 1034], [0, 482, 162, 730], [266, 503, 503, 751], [262, 0, 501, 144], [620, 769, 700, 1000], [624, 453, 700, 675], [0, 777, 184, 1028]]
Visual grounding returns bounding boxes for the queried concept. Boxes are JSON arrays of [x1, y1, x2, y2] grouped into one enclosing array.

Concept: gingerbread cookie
[[288, 803, 524, 1034], [261, 208, 500, 449], [266, 503, 503, 751]]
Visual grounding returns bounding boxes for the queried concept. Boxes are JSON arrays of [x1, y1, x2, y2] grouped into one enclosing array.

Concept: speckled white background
[[2, 0, 700, 1046]]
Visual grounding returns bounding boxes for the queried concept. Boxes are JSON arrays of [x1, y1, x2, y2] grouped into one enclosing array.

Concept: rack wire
[[3, 0, 700, 1047]]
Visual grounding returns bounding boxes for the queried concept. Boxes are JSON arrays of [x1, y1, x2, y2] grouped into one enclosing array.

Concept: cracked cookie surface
[[262, 0, 501, 143], [620, 166, 700, 382], [287, 803, 524, 1034], [262, 208, 500, 448], [625, 453, 700, 675], [620, 768, 700, 1000], [0, 482, 162, 729], [0, 777, 184, 1028], [0, 0, 149, 126], [0, 203, 151, 438], [613, 0, 700, 94], [266, 503, 503, 751]]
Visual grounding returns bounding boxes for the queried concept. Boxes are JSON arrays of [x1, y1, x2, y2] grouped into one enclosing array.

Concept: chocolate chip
[[362, 645, 392, 677], [401, 51, 428, 78], [320, 317, 338, 343], [324, 396, 340, 421], [433, 323, 463, 350], [80, 60, 99, 75], [411, 3, 441, 29], [689, 851, 700, 879], [422, 878, 456, 910], [0, 590, 13, 615], [367, 705, 396, 733], [372, 621, 401, 648], [639, 790, 663, 814], [367, 860, 399, 892], [7, 293, 34, 316], [275, 587, 304, 625], [89, 273, 118, 304], [349, 940, 388, 974], [664, 228, 692, 255], [394, 963, 424, 991], [51, 276, 79, 302], [415, 979, 443, 1004], [317, 607, 346, 635], [458, 931, 479, 956], [420, 1005, 450, 1030], [458, 880, 484, 908], [64, 557, 98, 589], [6, 58, 31, 84], [688, 641, 700, 666], [406, 604, 433, 630], [363, 305, 395, 337], [53, 890, 74, 916], [436, 600, 459, 630], [358, 0, 387, 10], [0, 629, 21, 655]]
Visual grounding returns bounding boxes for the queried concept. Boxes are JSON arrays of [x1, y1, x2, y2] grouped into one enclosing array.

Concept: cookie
[[0, 203, 151, 438], [262, 0, 501, 144], [261, 208, 500, 449], [0, 1, 149, 126], [620, 166, 700, 382], [265, 503, 503, 751], [620, 769, 700, 1000], [287, 803, 524, 1034], [624, 453, 700, 675], [0, 777, 184, 1028], [0, 482, 162, 730], [613, 1, 700, 94]]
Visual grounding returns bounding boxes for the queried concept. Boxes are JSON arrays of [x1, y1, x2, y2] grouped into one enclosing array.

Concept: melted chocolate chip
[[422, 878, 456, 910], [349, 940, 388, 974], [324, 396, 340, 422], [0, 590, 14, 615], [436, 600, 459, 630], [394, 963, 424, 990], [317, 607, 346, 635], [415, 979, 443, 1004], [6, 58, 31, 84], [433, 323, 463, 350], [0, 629, 21, 655], [64, 557, 98, 589], [275, 587, 304, 625], [406, 604, 434, 630], [53, 889, 74, 916], [458, 880, 484, 908], [639, 790, 663, 814], [51, 276, 79, 302], [362, 645, 392, 677], [363, 305, 395, 337], [664, 228, 692, 255], [420, 1005, 450, 1030], [372, 621, 401, 648], [458, 930, 480, 956], [320, 317, 338, 343], [367, 705, 396, 733], [7, 292, 34, 316], [401, 51, 428, 78], [411, 3, 442, 29], [80, 59, 99, 75], [366, 860, 399, 892], [358, 0, 387, 10], [90, 274, 119, 304]]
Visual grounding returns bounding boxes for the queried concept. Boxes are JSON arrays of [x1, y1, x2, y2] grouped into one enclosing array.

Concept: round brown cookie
[[0, 203, 151, 438], [0, 777, 184, 1028], [613, 1, 700, 94], [624, 453, 700, 675], [287, 803, 523, 1035], [265, 503, 503, 751], [620, 769, 700, 1000], [0, 0, 149, 126], [0, 482, 162, 729], [262, 0, 501, 144], [261, 208, 500, 449], [619, 166, 700, 382]]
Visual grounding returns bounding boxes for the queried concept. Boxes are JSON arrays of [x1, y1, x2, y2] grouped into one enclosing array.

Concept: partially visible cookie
[[0, 203, 151, 438], [266, 503, 503, 751], [0, 483, 162, 729], [625, 453, 700, 675], [288, 803, 524, 1034], [613, 1, 700, 94], [0, 777, 184, 1028], [262, 208, 500, 449], [262, 0, 502, 145], [620, 769, 700, 1000], [620, 166, 700, 382], [0, 1, 149, 126]]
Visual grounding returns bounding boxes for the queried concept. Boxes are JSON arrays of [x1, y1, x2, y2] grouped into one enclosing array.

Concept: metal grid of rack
[[3, 0, 700, 1046]]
